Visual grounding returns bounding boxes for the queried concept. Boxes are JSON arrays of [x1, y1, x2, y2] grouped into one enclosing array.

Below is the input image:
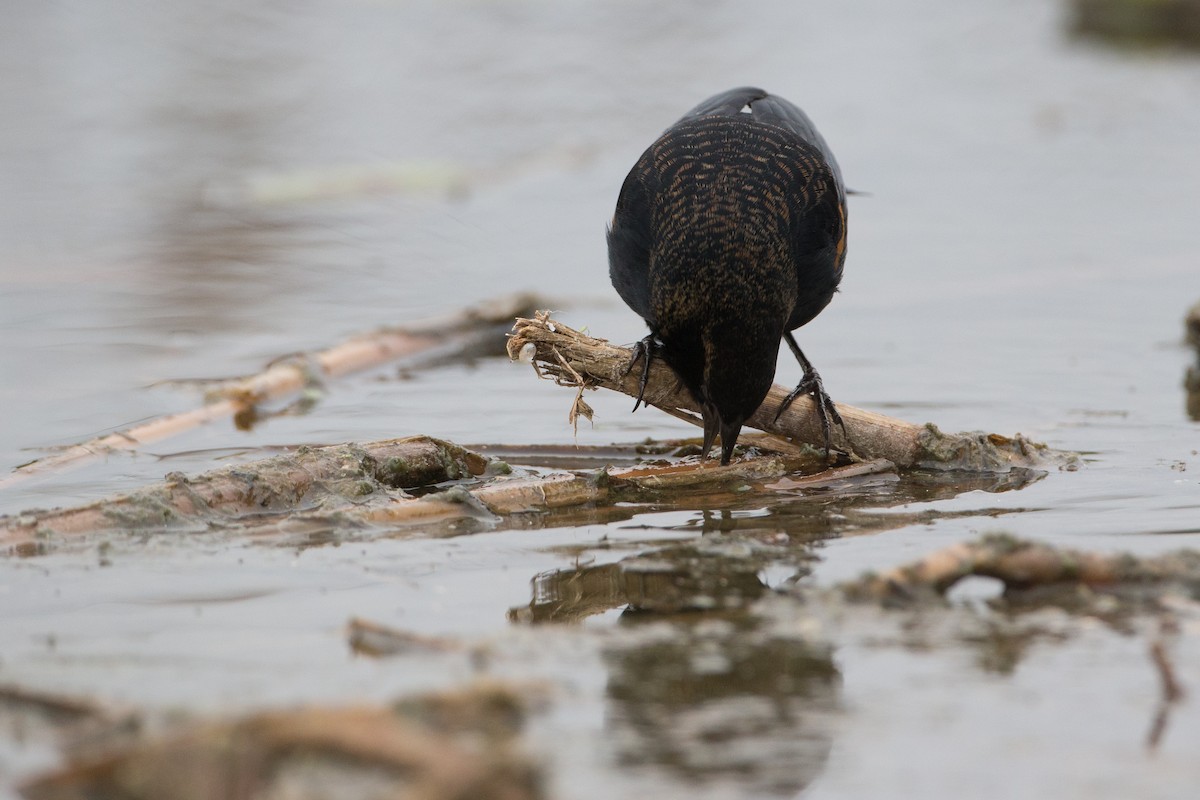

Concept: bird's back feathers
[[607, 87, 848, 463]]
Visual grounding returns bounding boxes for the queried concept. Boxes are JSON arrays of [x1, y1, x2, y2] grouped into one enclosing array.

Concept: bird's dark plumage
[[608, 87, 847, 464]]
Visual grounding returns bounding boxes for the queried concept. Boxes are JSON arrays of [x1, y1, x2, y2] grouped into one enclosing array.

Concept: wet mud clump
[[19, 683, 545, 800]]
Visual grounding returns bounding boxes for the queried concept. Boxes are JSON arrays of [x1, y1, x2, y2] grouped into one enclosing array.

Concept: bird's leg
[[717, 416, 743, 466], [775, 333, 847, 458], [623, 334, 661, 412], [700, 400, 720, 461]]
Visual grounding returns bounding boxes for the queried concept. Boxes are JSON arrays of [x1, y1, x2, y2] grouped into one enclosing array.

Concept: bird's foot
[[623, 335, 660, 412], [775, 368, 846, 461]]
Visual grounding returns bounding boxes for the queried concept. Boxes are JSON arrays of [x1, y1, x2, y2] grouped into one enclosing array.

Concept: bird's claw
[[624, 335, 659, 412], [775, 368, 846, 461]]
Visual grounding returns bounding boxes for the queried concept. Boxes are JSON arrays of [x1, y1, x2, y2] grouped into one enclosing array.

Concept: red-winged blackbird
[[608, 86, 848, 464]]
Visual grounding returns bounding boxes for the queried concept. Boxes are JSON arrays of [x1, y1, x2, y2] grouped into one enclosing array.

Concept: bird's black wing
[[606, 89, 768, 327], [745, 93, 844, 198], [678, 85, 769, 120], [607, 153, 656, 324], [680, 87, 844, 196], [748, 94, 847, 328], [611, 88, 845, 327], [695, 89, 846, 326]]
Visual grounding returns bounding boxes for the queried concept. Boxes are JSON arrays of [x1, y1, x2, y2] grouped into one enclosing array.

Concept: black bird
[[607, 86, 848, 465]]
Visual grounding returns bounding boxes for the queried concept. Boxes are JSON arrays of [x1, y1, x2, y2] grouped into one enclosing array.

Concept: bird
[[607, 86, 847, 465]]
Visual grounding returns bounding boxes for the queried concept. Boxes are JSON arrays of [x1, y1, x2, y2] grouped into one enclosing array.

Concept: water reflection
[[603, 612, 838, 798], [513, 553, 838, 797], [496, 453, 1041, 542], [508, 469, 1043, 624], [506, 465, 1046, 792], [510, 540, 775, 624]]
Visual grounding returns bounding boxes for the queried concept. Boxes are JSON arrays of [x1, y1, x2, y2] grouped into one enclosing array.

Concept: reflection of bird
[[608, 86, 849, 464]]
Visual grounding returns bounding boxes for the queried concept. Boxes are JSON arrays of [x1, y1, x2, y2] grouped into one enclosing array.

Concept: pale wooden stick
[[507, 313, 1067, 472], [3, 436, 488, 549], [2, 293, 543, 488], [3, 435, 891, 550]]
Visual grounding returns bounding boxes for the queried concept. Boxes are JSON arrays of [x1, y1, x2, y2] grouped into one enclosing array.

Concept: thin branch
[[507, 313, 1071, 472], [3, 294, 545, 488]]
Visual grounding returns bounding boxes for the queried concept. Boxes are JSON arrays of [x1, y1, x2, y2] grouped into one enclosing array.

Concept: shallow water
[[2, 1, 1200, 797]]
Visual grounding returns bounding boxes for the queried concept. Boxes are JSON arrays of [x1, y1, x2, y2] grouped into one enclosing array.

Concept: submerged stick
[[2, 293, 544, 489], [2, 434, 892, 552], [507, 313, 1066, 472], [844, 533, 1200, 600], [3, 436, 489, 548]]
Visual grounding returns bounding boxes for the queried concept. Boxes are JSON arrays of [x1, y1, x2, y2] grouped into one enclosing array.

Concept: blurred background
[[0, 0, 1197, 515]]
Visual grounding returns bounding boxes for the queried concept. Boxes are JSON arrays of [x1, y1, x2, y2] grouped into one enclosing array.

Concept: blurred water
[[1, 1, 1200, 797], [2, 1, 1198, 507]]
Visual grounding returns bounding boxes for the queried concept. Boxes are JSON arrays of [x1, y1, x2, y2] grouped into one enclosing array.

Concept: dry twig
[[508, 313, 1066, 472], [3, 293, 543, 488]]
